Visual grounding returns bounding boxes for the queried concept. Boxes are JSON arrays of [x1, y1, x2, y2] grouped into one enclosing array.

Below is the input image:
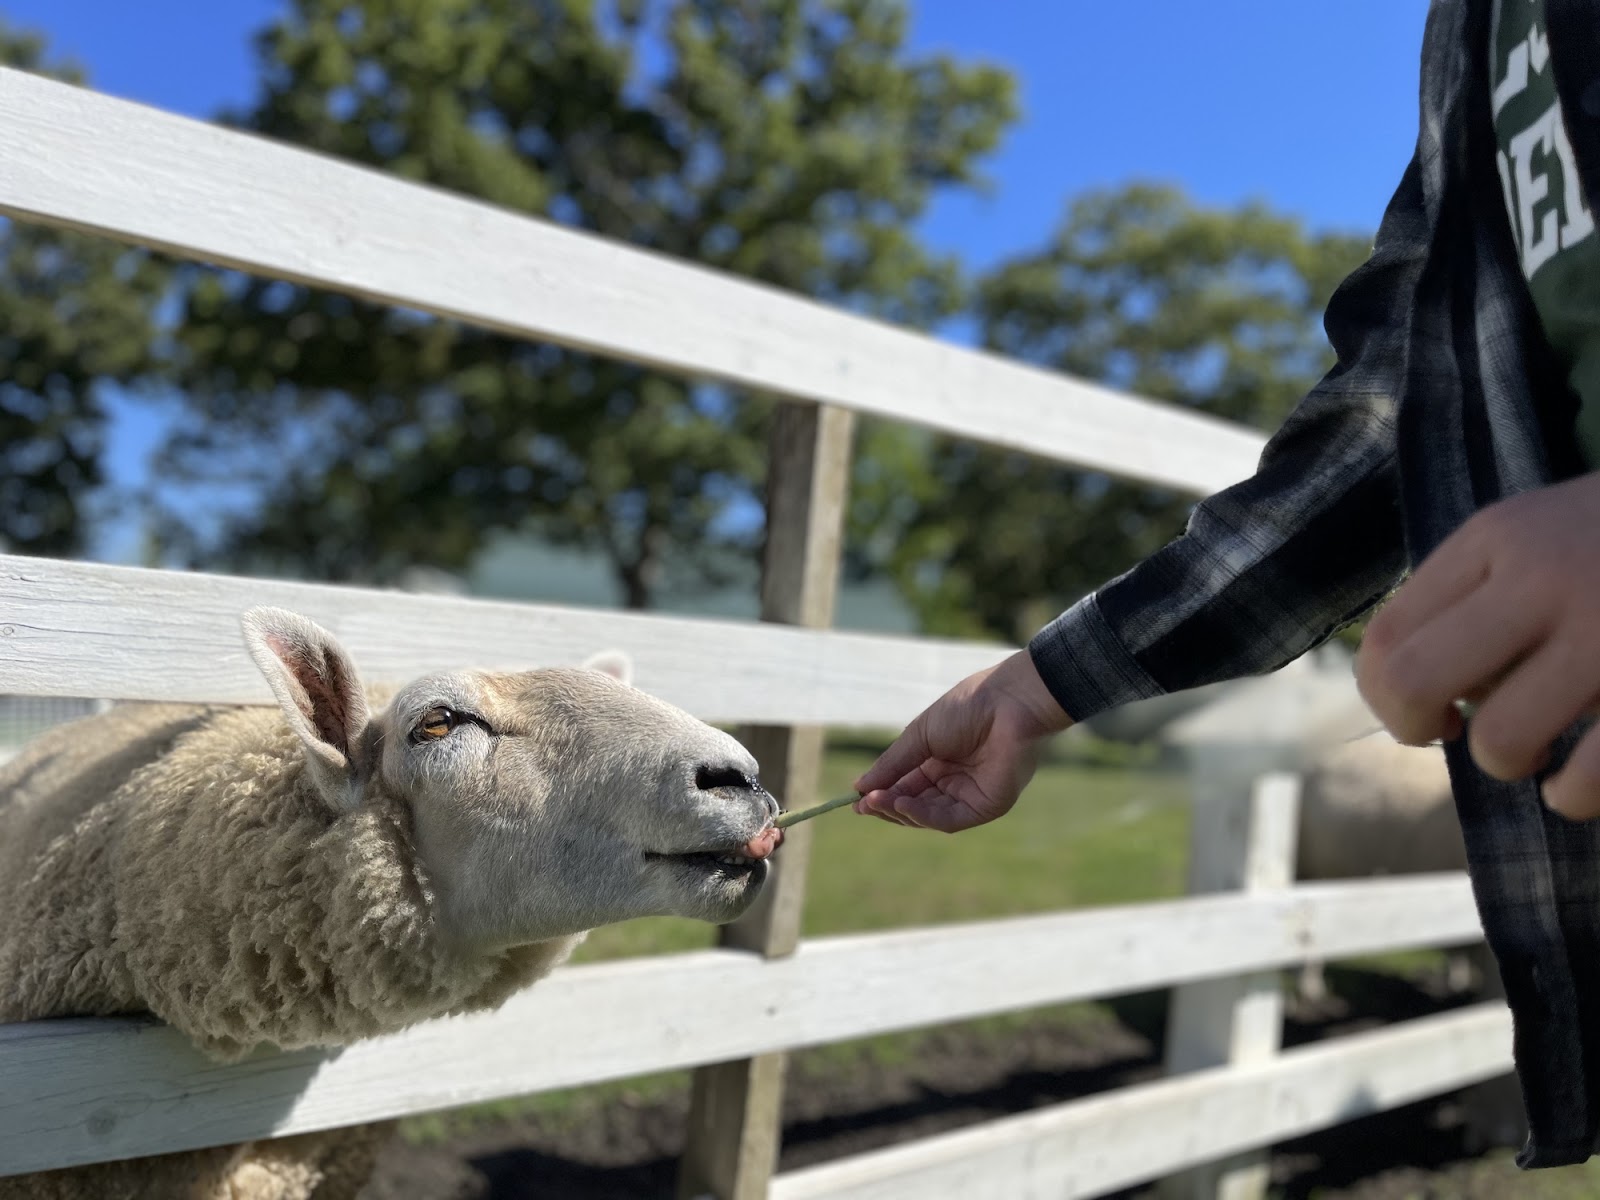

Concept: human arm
[[859, 157, 1433, 830]]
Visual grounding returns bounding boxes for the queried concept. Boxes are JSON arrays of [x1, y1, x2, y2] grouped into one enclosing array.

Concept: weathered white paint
[[1166, 775, 1301, 1072], [0, 67, 1266, 494], [677, 401, 857, 1198], [1161, 772, 1301, 1200], [770, 1004, 1513, 1200], [0, 554, 1006, 728], [0, 875, 1483, 1175]]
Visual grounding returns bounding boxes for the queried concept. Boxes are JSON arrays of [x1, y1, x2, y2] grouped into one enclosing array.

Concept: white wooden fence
[[0, 67, 1509, 1197]]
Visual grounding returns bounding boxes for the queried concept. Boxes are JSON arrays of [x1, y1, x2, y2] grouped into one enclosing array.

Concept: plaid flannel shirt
[[1028, 0, 1600, 1169]]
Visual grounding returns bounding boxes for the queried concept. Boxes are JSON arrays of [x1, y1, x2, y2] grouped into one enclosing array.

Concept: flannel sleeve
[[1028, 155, 1434, 722]]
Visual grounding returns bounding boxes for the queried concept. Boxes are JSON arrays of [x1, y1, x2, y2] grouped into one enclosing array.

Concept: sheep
[[1293, 732, 1470, 998], [0, 607, 784, 1199]]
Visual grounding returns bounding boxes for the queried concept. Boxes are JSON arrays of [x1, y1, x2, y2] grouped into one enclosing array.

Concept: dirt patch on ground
[[361, 964, 1541, 1200]]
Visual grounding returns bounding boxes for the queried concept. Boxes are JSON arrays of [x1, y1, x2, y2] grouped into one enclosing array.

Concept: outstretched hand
[[853, 650, 1073, 833], [1356, 470, 1600, 819]]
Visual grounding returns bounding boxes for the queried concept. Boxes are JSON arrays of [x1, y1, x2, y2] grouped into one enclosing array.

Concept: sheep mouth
[[646, 849, 766, 879], [644, 821, 781, 882]]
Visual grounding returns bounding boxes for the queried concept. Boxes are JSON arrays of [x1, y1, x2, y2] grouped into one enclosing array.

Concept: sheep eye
[[413, 707, 457, 743]]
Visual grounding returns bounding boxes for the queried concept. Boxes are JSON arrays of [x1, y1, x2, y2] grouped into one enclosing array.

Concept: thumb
[[854, 715, 932, 795]]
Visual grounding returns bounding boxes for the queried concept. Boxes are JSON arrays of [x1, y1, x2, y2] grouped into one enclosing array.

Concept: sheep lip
[[645, 846, 755, 861], [644, 847, 764, 875]]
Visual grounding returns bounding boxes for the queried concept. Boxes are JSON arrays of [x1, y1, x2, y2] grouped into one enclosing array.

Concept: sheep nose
[[693, 765, 779, 822], [694, 764, 757, 793]]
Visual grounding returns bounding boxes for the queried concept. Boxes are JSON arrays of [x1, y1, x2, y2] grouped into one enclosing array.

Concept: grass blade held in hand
[[776, 794, 858, 829]]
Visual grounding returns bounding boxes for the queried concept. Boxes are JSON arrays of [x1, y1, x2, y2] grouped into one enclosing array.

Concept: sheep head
[[242, 607, 781, 952]]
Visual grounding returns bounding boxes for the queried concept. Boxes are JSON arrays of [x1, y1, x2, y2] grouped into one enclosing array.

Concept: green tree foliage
[[159, 0, 1014, 604], [849, 184, 1372, 641], [0, 28, 166, 557]]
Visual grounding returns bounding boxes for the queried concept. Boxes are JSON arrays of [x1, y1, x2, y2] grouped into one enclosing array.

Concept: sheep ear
[[241, 607, 370, 810], [582, 650, 634, 687]]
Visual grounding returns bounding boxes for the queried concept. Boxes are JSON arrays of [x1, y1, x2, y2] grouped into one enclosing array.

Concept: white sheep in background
[[1294, 732, 1470, 998], [0, 607, 783, 1199]]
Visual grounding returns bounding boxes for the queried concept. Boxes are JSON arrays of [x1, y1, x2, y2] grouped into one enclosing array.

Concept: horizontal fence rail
[[0, 67, 1266, 495], [770, 1004, 1513, 1200], [0, 874, 1484, 1176], [0, 555, 1006, 727]]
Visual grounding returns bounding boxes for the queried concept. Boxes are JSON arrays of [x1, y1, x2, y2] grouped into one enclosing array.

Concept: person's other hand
[[853, 649, 1073, 832], [1356, 471, 1600, 818]]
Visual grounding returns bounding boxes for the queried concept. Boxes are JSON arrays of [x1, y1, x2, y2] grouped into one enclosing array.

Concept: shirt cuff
[[1027, 591, 1165, 724]]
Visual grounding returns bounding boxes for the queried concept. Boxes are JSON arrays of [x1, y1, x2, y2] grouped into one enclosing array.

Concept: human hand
[[1355, 471, 1600, 819], [853, 649, 1073, 832]]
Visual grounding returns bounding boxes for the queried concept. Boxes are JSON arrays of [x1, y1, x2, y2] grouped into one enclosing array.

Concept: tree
[[0, 28, 166, 557], [850, 183, 1372, 641], [157, 0, 1014, 605]]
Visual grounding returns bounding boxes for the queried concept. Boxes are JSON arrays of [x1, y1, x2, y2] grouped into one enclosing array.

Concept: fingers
[[855, 764, 945, 828], [1359, 580, 1543, 746], [854, 759, 1001, 833], [853, 714, 932, 797], [855, 787, 909, 826], [1469, 638, 1600, 780], [857, 800, 915, 829], [855, 764, 934, 806], [858, 786, 984, 833], [1543, 724, 1600, 821], [854, 763, 938, 826], [854, 790, 918, 828], [894, 792, 985, 833], [1366, 523, 1490, 648]]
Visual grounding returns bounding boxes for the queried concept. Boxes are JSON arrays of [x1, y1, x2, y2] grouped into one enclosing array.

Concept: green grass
[[402, 1066, 694, 1141]]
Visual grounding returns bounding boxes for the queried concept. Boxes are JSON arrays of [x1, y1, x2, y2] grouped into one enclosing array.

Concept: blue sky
[[8, 2, 1431, 252], [911, 2, 1430, 263], [1, 0, 1432, 561]]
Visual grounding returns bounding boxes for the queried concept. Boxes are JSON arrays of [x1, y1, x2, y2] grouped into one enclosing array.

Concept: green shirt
[[1490, 0, 1600, 468]]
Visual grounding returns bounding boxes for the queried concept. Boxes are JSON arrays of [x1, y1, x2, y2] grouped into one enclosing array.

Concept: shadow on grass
[[467, 1149, 676, 1200]]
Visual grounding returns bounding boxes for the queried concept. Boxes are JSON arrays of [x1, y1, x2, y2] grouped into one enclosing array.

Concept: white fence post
[[1159, 771, 1301, 1200], [676, 402, 855, 1200]]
